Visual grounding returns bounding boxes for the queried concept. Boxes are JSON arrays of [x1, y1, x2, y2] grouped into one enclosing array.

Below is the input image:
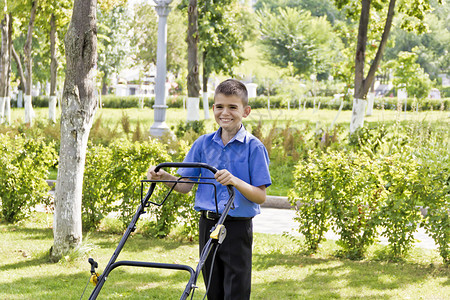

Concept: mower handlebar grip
[[154, 162, 219, 174]]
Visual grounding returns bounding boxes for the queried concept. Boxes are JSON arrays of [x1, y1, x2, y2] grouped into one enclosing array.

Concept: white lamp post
[[150, 0, 173, 137]]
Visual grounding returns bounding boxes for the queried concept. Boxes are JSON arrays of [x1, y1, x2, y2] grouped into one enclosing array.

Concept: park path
[[254, 207, 437, 250]]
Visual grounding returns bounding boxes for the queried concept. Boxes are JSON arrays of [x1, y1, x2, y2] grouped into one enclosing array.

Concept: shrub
[[376, 152, 424, 259], [416, 142, 450, 265], [0, 134, 57, 223], [289, 150, 381, 259], [326, 152, 381, 260], [174, 120, 206, 143], [82, 144, 115, 231], [288, 150, 331, 253], [104, 139, 172, 230]]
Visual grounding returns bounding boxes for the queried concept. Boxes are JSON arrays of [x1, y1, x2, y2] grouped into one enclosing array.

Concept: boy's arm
[[147, 166, 194, 194], [214, 169, 266, 204]]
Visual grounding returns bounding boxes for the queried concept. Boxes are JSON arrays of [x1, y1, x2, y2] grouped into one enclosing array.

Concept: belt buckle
[[206, 211, 219, 220]]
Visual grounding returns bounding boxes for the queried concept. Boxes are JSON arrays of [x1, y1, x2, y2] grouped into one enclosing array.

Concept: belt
[[201, 210, 253, 221]]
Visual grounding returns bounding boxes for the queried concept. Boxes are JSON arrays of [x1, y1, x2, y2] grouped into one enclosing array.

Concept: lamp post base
[[150, 121, 171, 137]]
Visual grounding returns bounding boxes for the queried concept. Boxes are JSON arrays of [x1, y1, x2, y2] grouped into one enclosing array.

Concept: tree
[[41, 1, 72, 122], [11, 0, 37, 125], [98, 4, 130, 95], [254, 0, 344, 23], [198, 0, 245, 116], [187, 0, 200, 98], [391, 51, 432, 99], [257, 6, 342, 79], [384, 2, 450, 81], [50, 0, 98, 261], [332, 0, 442, 133], [0, 12, 12, 124]]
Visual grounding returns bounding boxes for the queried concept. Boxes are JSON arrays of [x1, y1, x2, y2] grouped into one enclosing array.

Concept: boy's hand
[[147, 165, 167, 181], [215, 168, 267, 204], [214, 169, 238, 187]]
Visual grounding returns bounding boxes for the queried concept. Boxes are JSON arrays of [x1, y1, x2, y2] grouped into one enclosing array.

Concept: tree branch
[[364, 0, 397, 95], [354, 0, 370, 98], [11, 44, 26, 92]]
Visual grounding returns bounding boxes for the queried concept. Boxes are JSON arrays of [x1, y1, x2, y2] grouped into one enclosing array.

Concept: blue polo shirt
[[177, 126, 271, 217]]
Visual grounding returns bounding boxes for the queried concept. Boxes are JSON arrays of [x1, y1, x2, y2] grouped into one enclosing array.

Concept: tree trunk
[[11, 45, 25, 92], [350, 0, 396, 133], [23, 0, 37, 125], [186, 0, 200, 121], [202, 51, 209, 119], [51, 0, 98, 262], [0, 14, 10, 124], [101, 75, 109, 95], [49, 13, 58, 123], [187, 0, 200, 98], [11, 44, 25, 108]]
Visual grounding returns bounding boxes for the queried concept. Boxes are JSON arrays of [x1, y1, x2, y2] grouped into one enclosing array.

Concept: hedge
[[11, 95, 449, 112]]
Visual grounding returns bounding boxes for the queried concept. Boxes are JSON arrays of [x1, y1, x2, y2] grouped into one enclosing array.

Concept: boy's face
[[213, 93, 251, 134]]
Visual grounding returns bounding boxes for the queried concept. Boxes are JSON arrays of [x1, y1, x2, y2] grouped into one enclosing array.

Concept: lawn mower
[[81, 162, 235, 299]]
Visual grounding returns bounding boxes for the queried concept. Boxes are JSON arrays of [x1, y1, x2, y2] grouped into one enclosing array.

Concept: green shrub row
[[0, 134, 58, 223], [289, 148, 449, 264], [0, 133, 199, 239], [18, 95, 449, 112]]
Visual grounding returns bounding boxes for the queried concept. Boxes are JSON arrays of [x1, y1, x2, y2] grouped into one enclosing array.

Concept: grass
[[1, 212, 449, 299], [9, 105, 450, 132]]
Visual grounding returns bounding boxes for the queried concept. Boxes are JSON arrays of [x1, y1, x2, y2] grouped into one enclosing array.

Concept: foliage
[[82, 144, 114, 231], [376, 151, 424, 259], [99, 95, 189, 109], [80, 138, 199, 238], [103, 139, 171, 230], [415, 136, 450, 264], [390, 51, 433, 99], [254, 0, 344, 23], [257, 6, 341, 79], [0, 134, 57, 223], [174, 120, 206, 141], [198, 0, 245, 84], [288, 123, 450, 263], [97, 4, 131, 94], [384, 7, 450, 81]]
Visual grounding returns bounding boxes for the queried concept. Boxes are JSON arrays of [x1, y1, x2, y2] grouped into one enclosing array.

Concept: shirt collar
[[212, 125, 246, 146]]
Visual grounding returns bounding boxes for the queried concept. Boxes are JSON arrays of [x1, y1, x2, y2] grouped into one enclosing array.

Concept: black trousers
[[199, 216, 253, 300]]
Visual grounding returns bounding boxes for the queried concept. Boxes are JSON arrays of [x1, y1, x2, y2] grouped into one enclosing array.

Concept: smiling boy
[[147, 79, 271, 299]]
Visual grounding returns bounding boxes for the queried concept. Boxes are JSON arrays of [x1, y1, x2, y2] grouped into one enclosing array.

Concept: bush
[[416, 142, 450, 265], [0, 134, 57, 223], [376, 152, 424, 259], [82, 144, 115, 231], [81, 138, 200, 238], [289, 131, 450, 263], [441, 87, 450, 98], [289, 150, 380, 259], [288, 150, 331, 253], [374, 97, 449, 111], [100, 95, 190, 109]]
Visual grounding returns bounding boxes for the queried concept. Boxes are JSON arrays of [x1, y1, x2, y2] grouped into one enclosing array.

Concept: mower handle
[[154, 162, 218, 174]]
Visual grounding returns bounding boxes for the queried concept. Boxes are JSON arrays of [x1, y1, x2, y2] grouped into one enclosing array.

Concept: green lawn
[[1, 213, 448, 299], [9, 106, 450, 132]]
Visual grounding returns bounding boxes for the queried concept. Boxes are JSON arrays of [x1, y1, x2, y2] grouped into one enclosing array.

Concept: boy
[[147, 79, 271, 299]]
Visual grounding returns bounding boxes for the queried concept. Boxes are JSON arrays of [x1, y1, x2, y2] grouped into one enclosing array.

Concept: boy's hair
[[214, 79, 248, 106]]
